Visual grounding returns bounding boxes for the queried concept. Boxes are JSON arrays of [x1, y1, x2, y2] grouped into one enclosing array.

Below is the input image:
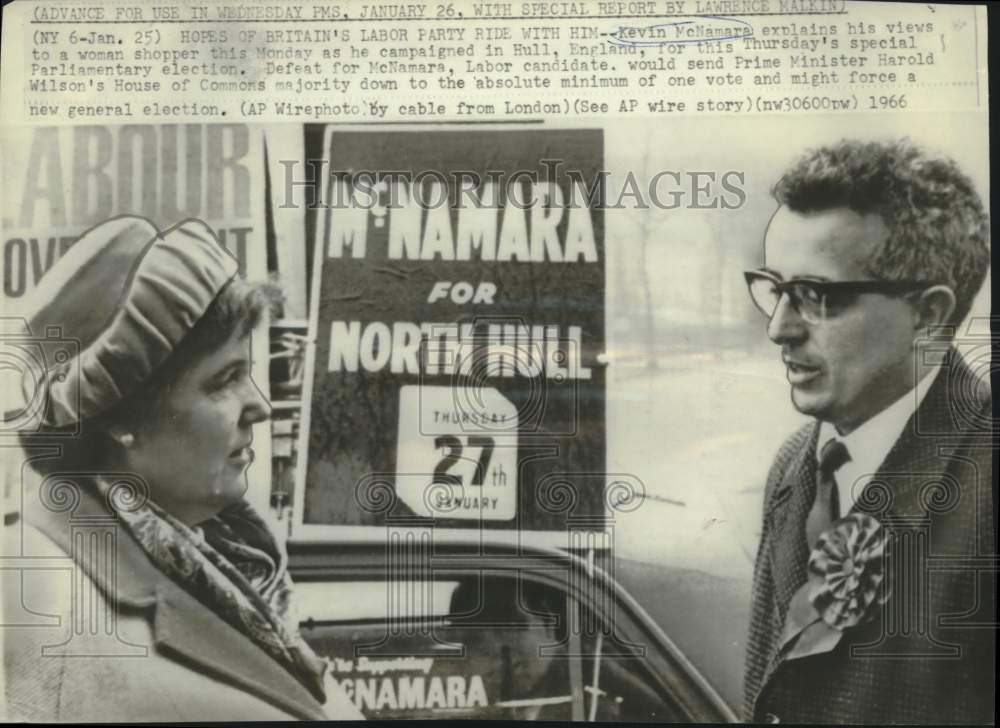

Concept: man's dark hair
[[772, 138, 990, 325]]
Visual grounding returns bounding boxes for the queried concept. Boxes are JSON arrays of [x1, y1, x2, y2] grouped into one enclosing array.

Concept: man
[[743, 139, 994, 724]]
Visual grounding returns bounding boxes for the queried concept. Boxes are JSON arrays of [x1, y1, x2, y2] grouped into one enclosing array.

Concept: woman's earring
[[119, 433, 135, 448]]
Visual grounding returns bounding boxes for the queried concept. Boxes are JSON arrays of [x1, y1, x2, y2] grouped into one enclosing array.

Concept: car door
[[289, 539, 737, 722]]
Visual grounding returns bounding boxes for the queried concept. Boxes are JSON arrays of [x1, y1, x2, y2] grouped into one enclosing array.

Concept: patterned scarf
[[95, 478, 327, 701]]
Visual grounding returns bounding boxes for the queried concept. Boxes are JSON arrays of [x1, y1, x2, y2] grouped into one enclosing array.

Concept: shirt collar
[[817, 363, 942, 516]]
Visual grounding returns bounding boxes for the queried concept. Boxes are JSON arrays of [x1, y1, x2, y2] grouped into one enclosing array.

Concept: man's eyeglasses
[[743, 270, 930, 324]]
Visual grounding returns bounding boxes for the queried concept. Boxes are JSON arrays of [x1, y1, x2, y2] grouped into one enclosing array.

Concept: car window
[[297, 573, 691, 721], [295, 580, 460, 622]]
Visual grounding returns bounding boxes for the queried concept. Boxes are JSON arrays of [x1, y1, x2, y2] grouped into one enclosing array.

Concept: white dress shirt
[[817, 365, 942, 517]]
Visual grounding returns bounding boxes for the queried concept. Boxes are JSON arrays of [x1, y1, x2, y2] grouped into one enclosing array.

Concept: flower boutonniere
[[779, 513, 889, 662]]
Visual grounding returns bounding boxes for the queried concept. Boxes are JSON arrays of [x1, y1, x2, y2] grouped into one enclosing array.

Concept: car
[[288, 536, 740, 722]]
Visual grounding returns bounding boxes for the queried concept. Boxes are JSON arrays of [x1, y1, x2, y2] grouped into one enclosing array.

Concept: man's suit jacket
[[3, 477, 358, 722], [744, 350, 995, 724]]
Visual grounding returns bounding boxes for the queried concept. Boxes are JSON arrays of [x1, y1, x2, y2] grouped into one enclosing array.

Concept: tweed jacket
[[3, 479, 358, 722], [744, 350, 995, 724]]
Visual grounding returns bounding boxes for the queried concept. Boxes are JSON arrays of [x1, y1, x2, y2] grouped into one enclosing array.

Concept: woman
[[3, 216, 359, 721]]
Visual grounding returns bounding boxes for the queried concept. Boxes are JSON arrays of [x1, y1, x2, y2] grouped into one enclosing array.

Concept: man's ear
[[913, 285, 956, 334]]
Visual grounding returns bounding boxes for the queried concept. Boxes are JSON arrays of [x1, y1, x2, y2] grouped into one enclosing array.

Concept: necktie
[[806, 439, 851, 549]]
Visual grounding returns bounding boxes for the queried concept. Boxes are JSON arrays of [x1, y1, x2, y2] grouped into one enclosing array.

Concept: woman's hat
[[19, 216, 239, 428]]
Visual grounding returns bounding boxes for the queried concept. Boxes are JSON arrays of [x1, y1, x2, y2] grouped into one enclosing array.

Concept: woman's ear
[[107, 426, 135, 449]]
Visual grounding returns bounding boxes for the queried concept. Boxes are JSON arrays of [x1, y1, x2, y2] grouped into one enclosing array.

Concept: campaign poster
[[306, 622, 577, 720], [1, 124, 266, 289], [295, 129, 606, 538]]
